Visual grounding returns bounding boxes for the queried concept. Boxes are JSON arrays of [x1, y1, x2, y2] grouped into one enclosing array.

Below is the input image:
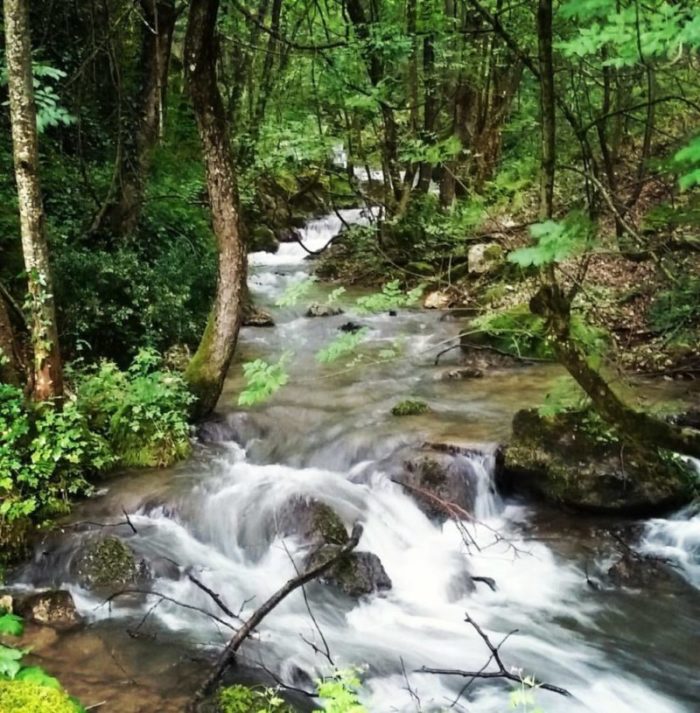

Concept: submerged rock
[[243, 308, 275, 327], [306, 303, 344, 317], [15, 590, 81, 630], [500, 409, 693, 515], [440, 367, 484, 380], [72, 536, 150, 593]]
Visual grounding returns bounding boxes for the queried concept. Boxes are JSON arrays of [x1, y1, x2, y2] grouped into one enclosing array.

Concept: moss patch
[[391, 399, 429, 417], [74, 537, 142, 590], [0, 681, 80, 713]]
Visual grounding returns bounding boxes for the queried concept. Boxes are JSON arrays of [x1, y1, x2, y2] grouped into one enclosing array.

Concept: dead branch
[[188, 523, 363, 711], [417, 612, 571, 698]]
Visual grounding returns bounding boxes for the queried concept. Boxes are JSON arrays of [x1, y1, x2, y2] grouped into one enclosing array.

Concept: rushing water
[[11, 211, 700, 713]]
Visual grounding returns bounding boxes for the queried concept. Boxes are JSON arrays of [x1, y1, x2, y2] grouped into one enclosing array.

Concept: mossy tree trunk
[[531, 284, 700, 459], [4, 0, 63, 401], [184, 0, 247, 418], [0, 293, 22, 386]]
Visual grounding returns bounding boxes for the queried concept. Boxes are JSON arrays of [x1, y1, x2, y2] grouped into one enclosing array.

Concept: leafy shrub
[[649, 275, 700, 344], [238, 354, 290, 406], [470, 304, 552, 359], [0, 385, 111, 523], [317, 669, 367, 713], [76, 349, 194, 467], [218, 685, 292, 713], [355, 280, 423, 314]]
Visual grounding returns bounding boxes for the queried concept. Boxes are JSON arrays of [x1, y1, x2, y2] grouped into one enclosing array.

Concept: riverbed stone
[[395, 443, 487, 521], [440, 367, 484, 380], [423, 290, 452, 310], [500, 409, 693, 515], [306, 303, 344, 317], [72, 536, 150, 593], [275, 498, 349, 546], [243, 308, 275, 327], [15, 590, 81, 630]]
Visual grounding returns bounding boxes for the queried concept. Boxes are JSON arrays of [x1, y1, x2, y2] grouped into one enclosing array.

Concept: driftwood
[[188, 522, 363, 711]]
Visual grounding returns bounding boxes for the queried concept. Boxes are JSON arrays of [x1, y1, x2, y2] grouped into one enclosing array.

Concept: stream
[[9, 210, 700, 713]]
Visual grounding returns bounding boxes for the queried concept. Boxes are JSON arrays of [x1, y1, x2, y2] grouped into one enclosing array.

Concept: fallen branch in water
[[188, 522, 364, 711], [416, 612, 571, 699]]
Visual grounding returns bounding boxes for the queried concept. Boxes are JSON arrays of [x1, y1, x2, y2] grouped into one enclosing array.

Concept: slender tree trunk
[[531, 285, 700, 459], [184, 0, 247, 418], [537, 0, 555, 220], [0, 294, 22, 386], [4, 0, 63, 401], [92, 0, 177, 237]]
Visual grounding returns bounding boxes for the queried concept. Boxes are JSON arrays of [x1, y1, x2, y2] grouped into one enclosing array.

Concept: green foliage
[[508, 215, 594, 268], [218, 685, 292, 713], [649, 275, 700, 344], [538, 377, 590, 418], [470, 305, 552, 359], [275, 278, 317, 308], [391, 399, 429, 417], [0, 385, 111, 522], [76, 349, 194, 468], [509, 675, 544, 713], [238, 354, 290, 406], [673, 136, 700, 191], [317, 669, 367, 713], [316, 329, 369, 364], [355, 281, 423, 314], [0, 613, 83, 712]]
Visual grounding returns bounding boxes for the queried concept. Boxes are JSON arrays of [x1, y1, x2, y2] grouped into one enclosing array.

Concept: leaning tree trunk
[[4, 0, 63, 401], [531, 284, 700, 459], [92, 0, 177, 238], [184, 0, 247, 418]]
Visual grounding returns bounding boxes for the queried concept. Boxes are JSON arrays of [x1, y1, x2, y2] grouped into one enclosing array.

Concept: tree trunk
[[92, 0, 177, 237], [4, 0, 63, 401], [531, 285, 700, 459], [184, 0, 247, 418], [537, 0, 555, 220], [0, 293, 22, 386]]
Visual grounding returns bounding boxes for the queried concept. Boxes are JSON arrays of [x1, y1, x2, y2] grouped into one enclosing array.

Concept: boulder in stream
[[243, 308, 275, 328], [15, 590, 81, 630], [395, 443, 492, 521], [72, 536, 150, 593], [500, 409, 693, 515], [278, 497, 392, 597]]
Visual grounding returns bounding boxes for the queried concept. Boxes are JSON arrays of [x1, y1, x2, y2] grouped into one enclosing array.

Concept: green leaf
[[0, 613, 24, 637]]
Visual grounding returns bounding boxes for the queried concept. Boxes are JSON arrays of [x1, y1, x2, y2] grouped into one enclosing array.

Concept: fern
[[316, 329, 369, 364], [355, 280, 423, 314], [238, 354, 290, 405], [275, 277, 317, 307], [508, 214, 594, 267]]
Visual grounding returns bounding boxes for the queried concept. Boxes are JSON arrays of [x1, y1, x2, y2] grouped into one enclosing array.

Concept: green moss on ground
[[0, 681, 81, 713]]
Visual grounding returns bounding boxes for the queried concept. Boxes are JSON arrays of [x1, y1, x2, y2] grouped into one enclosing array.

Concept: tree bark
[[4, 0, 63, 401], [0, 293, 22, 386], [531, 284, 700, 459], [537, 0, 555, 220], [92, 0, 177, 237], [184, 0, 247, 418]]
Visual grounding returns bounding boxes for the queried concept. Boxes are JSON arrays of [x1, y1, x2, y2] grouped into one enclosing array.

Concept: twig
[[186, 572, 246, 624], [417, 613, 571, 697], [188, 524, 364, 711]]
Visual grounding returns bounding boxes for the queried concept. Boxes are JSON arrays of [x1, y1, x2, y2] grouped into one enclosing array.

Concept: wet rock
[[0, 593, 13, 613], [243, 308, 275, 327], [251, 225, 279, 253], [395, 443, 488, 521], [15, 590, 81, 630], [305, 548, 392, 598], [339, 321, 363, 333], [440, 367, 483, 380], [468, 242, 504, 275], [446, 569, 476, 601], [423, 290, 452, 310], [606, 552, 688, 591], [500, 409, 693, 515], [306, 303, 344, 317], [275, 498, 349, 546], [72, 536, 150, 593], [278, 497, 392, 597]]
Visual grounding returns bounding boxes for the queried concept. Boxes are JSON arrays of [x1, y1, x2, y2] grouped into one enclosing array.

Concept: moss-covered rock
[[500, 409, 694, 515], [275, 498, 349, 546], [0, 680, 80, 713], [391, 399, 429, 417], [72, 536, 149, 592], [304, 548, 392, 598], [16, 590, 81, 630]]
